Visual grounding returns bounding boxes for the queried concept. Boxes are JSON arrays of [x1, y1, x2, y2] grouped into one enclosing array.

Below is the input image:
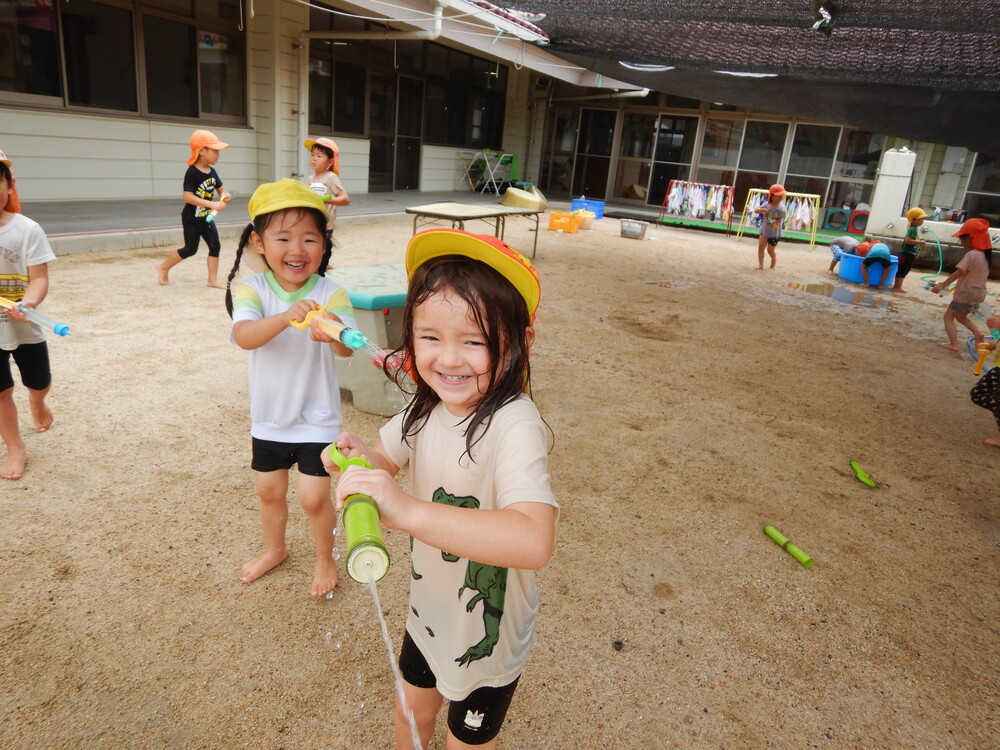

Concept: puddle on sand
[[787, 282, 898, 310]]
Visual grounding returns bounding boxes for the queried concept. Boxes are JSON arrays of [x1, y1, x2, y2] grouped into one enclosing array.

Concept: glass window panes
[[0, 2, 61, 97], [618, 114, 657, 159], [700, 119, 743, 168], [787, 124, 839, 176], [654, 116, 697, 164], [308, 57, 332, 126], [578, 109, 616, 156], [334, 61, 366, 134], [738, 121, 788, 172], [967, 152, 1000, 194], [144, 14, 197, 117], [835, 130, 883, 179], [62, 0, 137, 111], [199, 28, 244, 117]]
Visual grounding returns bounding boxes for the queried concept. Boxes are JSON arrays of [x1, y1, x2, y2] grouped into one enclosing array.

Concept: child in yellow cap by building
[[893, 207, 928, 292]]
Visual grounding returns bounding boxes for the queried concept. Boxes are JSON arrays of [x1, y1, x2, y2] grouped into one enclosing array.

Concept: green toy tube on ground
[[763, 524, 814, 568]]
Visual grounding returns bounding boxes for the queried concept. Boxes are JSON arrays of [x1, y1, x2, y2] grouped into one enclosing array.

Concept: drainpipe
[[540, 89, 651, 103], [294, 1, 446, 179]]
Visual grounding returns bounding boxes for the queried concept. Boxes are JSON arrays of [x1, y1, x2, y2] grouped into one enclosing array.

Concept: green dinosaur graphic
[[409, 487, 508, 667]]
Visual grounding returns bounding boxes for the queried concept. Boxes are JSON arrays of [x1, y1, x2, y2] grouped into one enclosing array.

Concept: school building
[[1, 0, 997, 229]]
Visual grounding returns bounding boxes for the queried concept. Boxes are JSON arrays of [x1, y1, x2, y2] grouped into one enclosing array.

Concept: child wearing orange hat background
[[155, 130, 232, 288], [930, 217, 995, 352], [303, 137, 350, 237], [753, 184, 787, 270]]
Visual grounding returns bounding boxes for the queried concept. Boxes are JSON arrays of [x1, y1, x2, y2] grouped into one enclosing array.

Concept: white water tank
[[867, 148, 917, 239]]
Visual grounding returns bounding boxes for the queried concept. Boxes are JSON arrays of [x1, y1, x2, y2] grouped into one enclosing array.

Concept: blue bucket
[[838, 251, 898, 287]]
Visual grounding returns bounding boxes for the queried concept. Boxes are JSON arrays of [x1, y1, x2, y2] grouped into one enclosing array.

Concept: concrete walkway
[[24, 189, 581, 256]]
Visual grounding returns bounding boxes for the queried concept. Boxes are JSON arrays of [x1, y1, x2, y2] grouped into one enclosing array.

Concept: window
[[144, 15, 197, 117], [699, 119, 744, 169], [63, 0, 137, 111], [964, 153, 1000, 226], [1, 1, 245, 122], [0, 2, 61, 99], [647, 115, 698, 206], [739, 120, 788, 173]]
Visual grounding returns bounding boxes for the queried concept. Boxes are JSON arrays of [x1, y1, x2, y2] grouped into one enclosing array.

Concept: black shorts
[[250, 437, 330, 476], [765, 237, 779, 247], [896, 252, 916, 278], [399, 631, 520, 745], [863, 256, 890, 268], [0, 341, 51, 392]]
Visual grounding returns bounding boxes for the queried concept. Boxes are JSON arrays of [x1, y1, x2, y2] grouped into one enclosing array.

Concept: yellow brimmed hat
[[248, 178, 327, 221], [243, 179, 328, 273], [906, 207, 928, 221], [405, 229, 540, 320]]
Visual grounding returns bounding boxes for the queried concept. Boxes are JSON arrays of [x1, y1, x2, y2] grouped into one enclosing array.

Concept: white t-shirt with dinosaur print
[[380, 395, 557, 701]]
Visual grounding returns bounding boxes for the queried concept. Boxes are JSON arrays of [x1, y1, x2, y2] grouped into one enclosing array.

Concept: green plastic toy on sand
[[763, 525, 814, 568]]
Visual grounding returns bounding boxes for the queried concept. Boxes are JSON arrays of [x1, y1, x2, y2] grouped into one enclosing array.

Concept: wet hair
[[225, 206, 332, 317], [388, 256, 534, 458], [311, 144, 335, 160], [0, 163, 11, 183]]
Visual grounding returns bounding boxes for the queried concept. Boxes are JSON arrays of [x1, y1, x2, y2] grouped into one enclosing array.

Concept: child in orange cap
[[930, 218, 994, 352], [753, 184, 787, 270], [0, 148, 57, 480], [323, 229, 557, 749], [156, 130, 232, 288], [303, 137, 350, 238]]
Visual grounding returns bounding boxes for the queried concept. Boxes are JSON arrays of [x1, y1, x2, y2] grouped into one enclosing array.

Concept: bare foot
[[311, 556, 339, 597], [30, 401, 53, 432], [156, 263, 171, 286], [207, 280, 227, 289], [984, 438, 1000, 448], [755, 265, 764, 270], [240, 548, 289, 584], [937, 342, 960, 352], [0, 447, 27, 480], [893, 288, 908, 293]]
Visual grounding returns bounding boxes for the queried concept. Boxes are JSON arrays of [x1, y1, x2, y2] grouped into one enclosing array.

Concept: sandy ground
[[1, 214, 998, 750]]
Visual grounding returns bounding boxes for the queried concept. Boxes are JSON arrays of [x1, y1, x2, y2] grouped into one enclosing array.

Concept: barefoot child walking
[[156, 130, 232, 288], [0, 148, 56, 480], [325, 228, 558, 750], [754, 184, 786, 269], [225, 179, 357, 597], [930, 218, 993, 352]]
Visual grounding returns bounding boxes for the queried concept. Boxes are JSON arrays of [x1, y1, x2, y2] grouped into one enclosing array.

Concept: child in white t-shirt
[[326, 228, 557, 749]]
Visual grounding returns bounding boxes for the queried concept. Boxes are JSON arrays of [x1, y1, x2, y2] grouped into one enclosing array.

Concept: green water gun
[[328, 445, 391, 583]]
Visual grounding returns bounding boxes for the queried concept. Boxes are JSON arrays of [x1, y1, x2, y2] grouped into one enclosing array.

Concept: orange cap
[[0, 147, 20, 213], [952, 217, 993, 250], [188, 129, 229, 166], [769, 184, 786, 197], [304, 137, 341, 175]]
